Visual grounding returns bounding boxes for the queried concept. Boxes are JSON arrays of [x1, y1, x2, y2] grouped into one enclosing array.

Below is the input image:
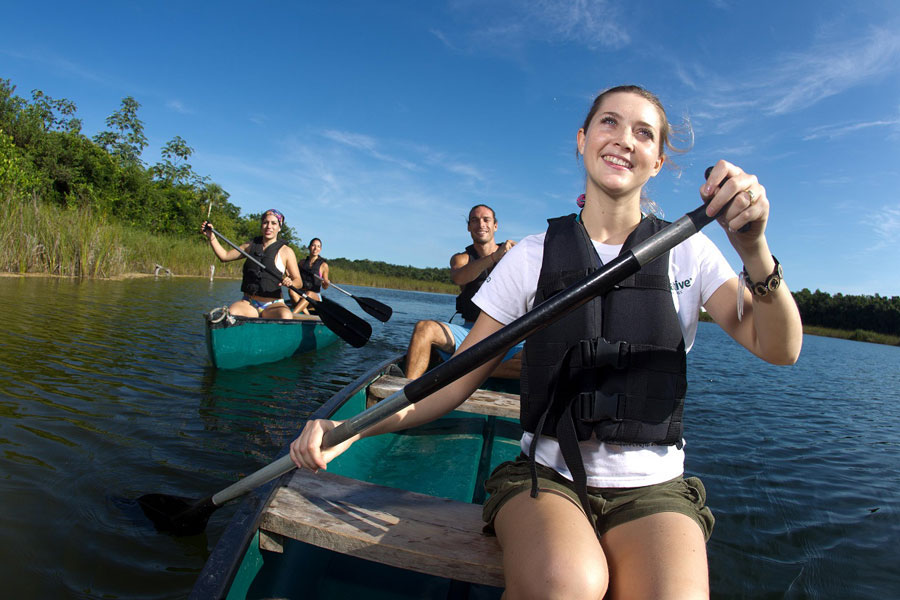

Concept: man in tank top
[[403, 204, 523, 379]]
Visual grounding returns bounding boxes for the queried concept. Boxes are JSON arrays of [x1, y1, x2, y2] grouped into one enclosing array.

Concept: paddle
[[305, 270, 393, 323], [203, 225, 372, 349], [140, 197, 729, 535]]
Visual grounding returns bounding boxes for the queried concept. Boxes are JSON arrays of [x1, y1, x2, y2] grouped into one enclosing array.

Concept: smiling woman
[[287, 84, 804, 599], [201, 209, 302, 320]]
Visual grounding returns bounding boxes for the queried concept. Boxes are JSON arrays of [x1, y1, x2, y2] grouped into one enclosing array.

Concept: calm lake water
[[0, 276, 898, 599]]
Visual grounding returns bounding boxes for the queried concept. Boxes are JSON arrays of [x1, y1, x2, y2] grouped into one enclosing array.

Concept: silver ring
[[746, 188, 757, 205]]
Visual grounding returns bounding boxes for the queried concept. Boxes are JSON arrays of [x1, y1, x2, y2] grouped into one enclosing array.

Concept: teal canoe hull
[[192, 354, 522, 599], [204, 310, 339, 369]]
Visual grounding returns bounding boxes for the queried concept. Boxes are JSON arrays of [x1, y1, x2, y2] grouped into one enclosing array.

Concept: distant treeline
[[327, 257, 451, 284], [792, 288, 900, 337]]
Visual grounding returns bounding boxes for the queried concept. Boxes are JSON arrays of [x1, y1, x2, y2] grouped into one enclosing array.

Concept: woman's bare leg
[[601, 512, 709, 600], [494, 490, 608, 600], [228, 300, 258, 318]]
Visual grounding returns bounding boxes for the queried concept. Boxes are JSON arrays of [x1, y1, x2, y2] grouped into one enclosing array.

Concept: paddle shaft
[[303, 268, 393, 323], [209, 201, 719, 507], [309, 272, 353, 299]]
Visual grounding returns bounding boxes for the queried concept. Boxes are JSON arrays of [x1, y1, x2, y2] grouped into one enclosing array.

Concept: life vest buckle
[[577, 391, 624, 423], [579, 338, 629, 370]]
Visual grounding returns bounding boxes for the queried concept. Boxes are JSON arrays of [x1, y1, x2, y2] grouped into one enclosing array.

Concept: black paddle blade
[[356, 297, 393, 322], [314, 295, 372, 348], [138, 493, 217, 536]]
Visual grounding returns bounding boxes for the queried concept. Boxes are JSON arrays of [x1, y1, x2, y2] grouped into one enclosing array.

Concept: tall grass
[[1, 193, 456, 292], [1, 191, 124, 277]]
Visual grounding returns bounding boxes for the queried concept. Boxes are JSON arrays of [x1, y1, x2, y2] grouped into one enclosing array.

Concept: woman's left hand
[[701, 160, 768, 242], [280, 275, 292, 288]]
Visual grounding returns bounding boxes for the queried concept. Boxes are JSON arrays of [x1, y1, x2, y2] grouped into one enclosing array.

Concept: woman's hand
[[280, 275, 293, 288], [700, 160, 768, 245], [200, 221, 214, 241], [289, 419, 356, 471]]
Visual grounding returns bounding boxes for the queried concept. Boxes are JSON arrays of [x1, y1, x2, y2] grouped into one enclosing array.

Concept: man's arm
[[449, 240, 516, 286]]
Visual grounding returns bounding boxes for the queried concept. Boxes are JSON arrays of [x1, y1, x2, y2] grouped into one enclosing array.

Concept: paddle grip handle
[[704, 166, 751, 233]]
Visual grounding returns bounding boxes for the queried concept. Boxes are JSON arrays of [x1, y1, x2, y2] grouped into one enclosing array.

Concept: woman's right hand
[[289, 418, 357, 471], [200, 221, 214, 240]]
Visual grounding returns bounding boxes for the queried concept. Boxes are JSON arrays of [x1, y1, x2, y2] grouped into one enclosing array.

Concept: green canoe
[[204, 307, 340, 369], [191, 353, 522, 599]]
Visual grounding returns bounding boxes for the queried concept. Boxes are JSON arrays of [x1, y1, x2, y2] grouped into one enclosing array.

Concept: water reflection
[[1, 277, 898, 598]]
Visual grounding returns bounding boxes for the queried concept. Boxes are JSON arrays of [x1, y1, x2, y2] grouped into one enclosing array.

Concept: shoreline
[[5, 272, 896, 347]]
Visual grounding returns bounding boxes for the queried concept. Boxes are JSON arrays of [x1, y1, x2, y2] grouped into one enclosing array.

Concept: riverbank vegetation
[[1, 77, 897, 341]]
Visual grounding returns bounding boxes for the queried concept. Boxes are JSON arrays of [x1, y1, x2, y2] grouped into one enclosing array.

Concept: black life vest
[[299, 256, 327, 292], [241, 237, 287, 299], [520, 213, 688, 529], [521, 213, 687, 446], [455, 244, 491, 323]]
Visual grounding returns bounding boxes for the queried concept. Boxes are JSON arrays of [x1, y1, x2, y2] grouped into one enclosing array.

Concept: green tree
[[151, 135, 197, 185], [93, 96, 147, 165], [29, 89, 82, 134]]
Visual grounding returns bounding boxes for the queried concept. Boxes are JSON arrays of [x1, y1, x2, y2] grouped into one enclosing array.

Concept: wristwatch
[[742, 256, 782, 297]]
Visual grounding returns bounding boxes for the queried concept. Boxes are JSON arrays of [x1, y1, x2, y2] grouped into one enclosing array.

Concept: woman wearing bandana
[[202, 209, 302, 319]]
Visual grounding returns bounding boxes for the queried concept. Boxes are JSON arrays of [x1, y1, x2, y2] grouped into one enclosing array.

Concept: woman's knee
[[496, 493, 608, 600], [503, 559, 607, 600], [229, 301, 257, 318]]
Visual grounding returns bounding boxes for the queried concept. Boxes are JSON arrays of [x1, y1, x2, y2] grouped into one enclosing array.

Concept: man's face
[[467, 207, 497, 244]]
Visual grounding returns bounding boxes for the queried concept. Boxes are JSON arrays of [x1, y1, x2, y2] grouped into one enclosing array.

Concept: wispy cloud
[[165, 99, 192, 114], [321, 129, 420, 172], [429, 28, 457, 51], [764, 28, 900, 115], [803, 117, 900, 141], [1, 48, 113, 87], [448, 0, 629, 53], [679, 26, 900, 138], [871, 206, 900, 243]]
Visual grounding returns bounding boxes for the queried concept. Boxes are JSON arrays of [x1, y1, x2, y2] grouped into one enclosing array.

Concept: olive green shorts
[[482, 456, 715, 541]]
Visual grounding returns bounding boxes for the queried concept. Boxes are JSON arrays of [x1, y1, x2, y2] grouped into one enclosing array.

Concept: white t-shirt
[[472, 227, 735, 487]]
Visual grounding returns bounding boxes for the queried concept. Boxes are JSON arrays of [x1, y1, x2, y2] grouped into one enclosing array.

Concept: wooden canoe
[[191, 353, 522, 599], [204, 307, 340, 369]]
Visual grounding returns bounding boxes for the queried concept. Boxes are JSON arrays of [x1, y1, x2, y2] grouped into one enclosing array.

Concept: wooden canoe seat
[[367, 375, 520, 420], [259, 468, 505, 588]]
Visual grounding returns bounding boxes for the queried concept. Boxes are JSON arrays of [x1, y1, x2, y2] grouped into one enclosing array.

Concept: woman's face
[[577, 91, 665, 199], [309, 240, 322, 256], [260, 214, 281, 239]]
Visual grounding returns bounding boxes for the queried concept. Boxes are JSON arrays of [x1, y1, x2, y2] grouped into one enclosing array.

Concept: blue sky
[[3, 1, 899, 295]]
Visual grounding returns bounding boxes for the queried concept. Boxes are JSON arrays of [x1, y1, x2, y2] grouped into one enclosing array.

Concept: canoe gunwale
[[189, 353, 405, 600]]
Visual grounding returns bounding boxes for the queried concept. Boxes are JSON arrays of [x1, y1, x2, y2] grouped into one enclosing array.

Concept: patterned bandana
[[263, 209, 284, 226]]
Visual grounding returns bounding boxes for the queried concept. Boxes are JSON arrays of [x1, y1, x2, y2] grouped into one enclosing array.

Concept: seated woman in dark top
[[293, 237, 330, 315]]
